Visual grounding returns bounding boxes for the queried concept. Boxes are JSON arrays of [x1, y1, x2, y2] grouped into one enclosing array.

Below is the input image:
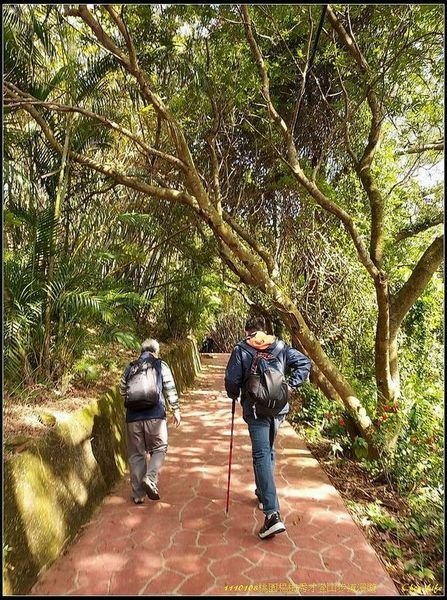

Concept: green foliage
[[108, 331, 141, 352], [384, 542, 403, 560], [352, 436, 369, 460], [365, 501, 400, 533], [355, 495, 443, 591], [161, 247, 223, 341], [3, 162, 157, 390], [3, 543, 14, 573], [403, 561, 436, 582], [3, 9, 443, 593], [289, 382, 353, 452], [390, 404, 444, 494], [73, 358, 100, 385], [400, 278, 443, 386], [381, 281, 444, 494], [407, 485, 443, 550], [3, 5, 443, 523]]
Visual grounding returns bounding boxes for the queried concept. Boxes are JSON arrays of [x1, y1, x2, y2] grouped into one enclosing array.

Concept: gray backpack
[[124, 357, 161, 411], [239, 341, 289, 417]]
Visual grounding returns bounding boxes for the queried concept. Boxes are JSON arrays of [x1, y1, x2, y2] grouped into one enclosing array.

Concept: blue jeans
[[243, 413, 285, 516]]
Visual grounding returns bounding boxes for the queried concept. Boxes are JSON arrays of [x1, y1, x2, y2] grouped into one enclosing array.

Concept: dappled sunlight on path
[[31, 354, 398, 596]]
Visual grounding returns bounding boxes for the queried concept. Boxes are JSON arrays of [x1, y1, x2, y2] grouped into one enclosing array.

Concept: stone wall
[[3, 337, 201, 595]]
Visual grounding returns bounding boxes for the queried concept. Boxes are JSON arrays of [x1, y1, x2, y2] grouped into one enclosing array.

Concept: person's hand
[[172, 409, 181, 428]]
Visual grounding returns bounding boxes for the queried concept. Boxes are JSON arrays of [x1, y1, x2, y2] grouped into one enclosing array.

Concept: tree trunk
[[7, 5, 442, 461], [374, 275, 398, 407], [41, 116, 72, 378]]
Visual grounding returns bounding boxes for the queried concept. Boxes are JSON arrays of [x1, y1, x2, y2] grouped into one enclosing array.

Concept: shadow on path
[[31, 354, 398, 596]]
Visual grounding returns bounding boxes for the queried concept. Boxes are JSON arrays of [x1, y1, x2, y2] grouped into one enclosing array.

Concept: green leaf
[[352, 436, 369, 459]]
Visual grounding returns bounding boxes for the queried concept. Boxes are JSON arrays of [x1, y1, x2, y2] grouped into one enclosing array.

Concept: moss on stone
[[3, 390, 126, 595], [161, 337, 202, 394], [4, 435, 33, 450], [37, 411, 57, 427]]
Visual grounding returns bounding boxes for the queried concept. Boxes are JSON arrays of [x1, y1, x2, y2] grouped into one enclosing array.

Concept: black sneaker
[[258, 512, 286, 539], [142, 476, 160, 500]]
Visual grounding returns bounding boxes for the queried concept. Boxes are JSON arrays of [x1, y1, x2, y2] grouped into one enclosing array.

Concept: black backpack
[[239, 341, 289, 417], [124, 357, 161, 411]]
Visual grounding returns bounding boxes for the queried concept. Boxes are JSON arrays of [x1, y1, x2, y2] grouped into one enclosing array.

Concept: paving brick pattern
[[31, 354, 399, 596]]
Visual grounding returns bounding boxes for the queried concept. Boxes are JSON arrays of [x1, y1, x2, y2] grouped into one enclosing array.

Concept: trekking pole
[[225, 397, 236, 516]]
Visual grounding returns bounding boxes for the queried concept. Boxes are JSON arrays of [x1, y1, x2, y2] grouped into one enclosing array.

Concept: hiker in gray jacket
[[120, 338, 181, 504]]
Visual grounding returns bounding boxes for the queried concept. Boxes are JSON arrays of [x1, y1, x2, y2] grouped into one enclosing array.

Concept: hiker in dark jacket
[[120, 339, 181, 504], [225, 316, 311, 539]]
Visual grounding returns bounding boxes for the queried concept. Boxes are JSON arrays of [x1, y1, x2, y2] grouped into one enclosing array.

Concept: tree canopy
[[3, 4, 444, 459]]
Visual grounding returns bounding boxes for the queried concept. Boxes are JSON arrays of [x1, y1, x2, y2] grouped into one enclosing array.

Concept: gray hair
[[141, 338, 159, 354]]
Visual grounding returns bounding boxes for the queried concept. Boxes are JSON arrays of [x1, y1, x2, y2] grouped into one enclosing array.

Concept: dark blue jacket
[[224, 337, 311, 418]]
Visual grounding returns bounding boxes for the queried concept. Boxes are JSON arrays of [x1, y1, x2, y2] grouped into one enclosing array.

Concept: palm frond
[[71, 117, 113, 154], [54, 288, 110, 323], [75, 54, 118, 104], [106, 329, 141, 350], [118, 212, 158, 228]]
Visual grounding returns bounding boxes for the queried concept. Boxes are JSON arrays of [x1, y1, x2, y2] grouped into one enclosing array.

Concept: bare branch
[[390, 235, 444, 334], [326, 5, 369, 70], [104, 5, 138, 68], [384, 154, 421, 200], [396, 141, 444, 155], [326, 5, 387, 268], [64, 5, 129, 67], [205, 92, 222, 214], [327, 6, 384, 170], [239, 5, 290, 141], [394, 215, 444, 242], [7, 89, 197, 210], [4, 83, 187, 173], [290, 7, 314, 133], [222, 212, 275, 276], [241, 4, 380, 280]]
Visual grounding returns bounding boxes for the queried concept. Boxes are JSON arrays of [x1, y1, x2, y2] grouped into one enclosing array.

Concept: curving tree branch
[[240, 4, 381, 281], [394, 214, 444, 242], [396, 140, 444, 155], [104, 5, 138, 69], [326, 5, 386, 268], [4, 83, 188, 173], [5, 87, 197, 209], [390, 235, 444, 334]]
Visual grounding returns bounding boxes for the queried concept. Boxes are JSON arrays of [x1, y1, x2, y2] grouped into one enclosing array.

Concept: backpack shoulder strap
[[153, 357, 162, 378], [237, 341, 260, 378], [129, 356, 151, 376], [270, 340, 285, 358]]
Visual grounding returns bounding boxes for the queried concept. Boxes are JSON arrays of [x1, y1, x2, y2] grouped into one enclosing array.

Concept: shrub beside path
[[31, 354, 399, 596]]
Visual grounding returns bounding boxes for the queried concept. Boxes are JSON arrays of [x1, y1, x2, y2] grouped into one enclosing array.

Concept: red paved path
[[31, 354, 399, 596]]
